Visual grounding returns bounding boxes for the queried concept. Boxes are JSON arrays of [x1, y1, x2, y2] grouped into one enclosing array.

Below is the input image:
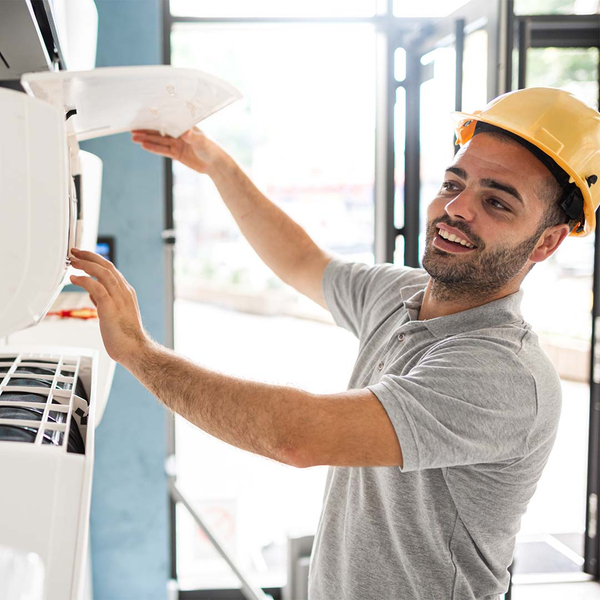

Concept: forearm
[[124, 338, 310, 466], [208, 152, 327, 287], [71, 247, 403, 470]]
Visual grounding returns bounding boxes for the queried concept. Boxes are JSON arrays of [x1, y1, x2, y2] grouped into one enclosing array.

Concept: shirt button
[[397, 333, 405, 342], [378, 362, 384, 371]]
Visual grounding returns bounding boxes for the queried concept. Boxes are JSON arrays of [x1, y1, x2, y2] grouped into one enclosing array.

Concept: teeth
[[439, 228, 475, 249]]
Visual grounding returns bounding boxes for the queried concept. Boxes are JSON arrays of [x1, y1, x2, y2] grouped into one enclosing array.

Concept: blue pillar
[[80, 2, 169, 599]]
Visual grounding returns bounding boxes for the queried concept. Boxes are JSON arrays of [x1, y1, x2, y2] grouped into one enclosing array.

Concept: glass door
[[169, 18, 376, 593], [511, 7, 600, 586], [391, 0, 504, 267], [411, 1, 600, 592]]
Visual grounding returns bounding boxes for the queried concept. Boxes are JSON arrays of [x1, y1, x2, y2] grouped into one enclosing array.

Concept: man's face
[[422, 132, 555, 300]]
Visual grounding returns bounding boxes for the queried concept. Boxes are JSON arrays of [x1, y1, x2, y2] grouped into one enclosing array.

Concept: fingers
[[138, 141, 176, 158], [131, 131, 174, 147], [70, 248, 129, 290], [181, 128, 202, 138], [70, 248, 114, 270], [132, 129, 202, 145], [131, 129, 177, 142], [131, 128, 201, 137], [131, 131, 181, 159], [71, 257, 120, 295], [181, 127, 205, 140], [131, 129, 170, 135], [69, 274, 110, 303]]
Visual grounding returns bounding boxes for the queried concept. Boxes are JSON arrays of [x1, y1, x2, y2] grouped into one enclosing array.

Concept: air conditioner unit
[[0, 5, 242, 599]]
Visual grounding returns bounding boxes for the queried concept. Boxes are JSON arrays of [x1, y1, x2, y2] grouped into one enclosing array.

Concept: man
[[70, 87, 600, 599]]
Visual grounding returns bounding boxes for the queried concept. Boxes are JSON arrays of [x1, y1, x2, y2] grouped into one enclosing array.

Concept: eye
[[487, 198, 509, 211], [441, 180, 460, 192]]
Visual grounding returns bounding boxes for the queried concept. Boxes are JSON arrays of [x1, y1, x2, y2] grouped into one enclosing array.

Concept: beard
[[421, 217, 542, 304]]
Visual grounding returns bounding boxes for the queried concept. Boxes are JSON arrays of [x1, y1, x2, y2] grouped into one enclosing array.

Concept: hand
[[68, 248, 151, 367], [131, 127, 223, 175]]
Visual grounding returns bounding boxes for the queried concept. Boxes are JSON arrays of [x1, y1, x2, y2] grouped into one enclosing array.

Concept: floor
[[513, 581, 600, 599]]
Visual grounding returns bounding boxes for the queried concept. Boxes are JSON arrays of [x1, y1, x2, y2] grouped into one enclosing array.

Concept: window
[[393, 0, 473, 17], [170, 0, 377, 18], [515, 0, 599, 15], [171, 20, 376, 591]]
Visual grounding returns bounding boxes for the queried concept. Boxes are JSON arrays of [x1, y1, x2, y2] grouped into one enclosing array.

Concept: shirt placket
[[375, 318, 418, 376]]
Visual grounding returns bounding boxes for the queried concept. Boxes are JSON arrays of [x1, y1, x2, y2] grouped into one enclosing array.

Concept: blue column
[[80, 2, 169, 599]]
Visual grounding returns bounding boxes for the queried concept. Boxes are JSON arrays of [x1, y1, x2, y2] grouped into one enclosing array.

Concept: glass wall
[[168, 1, 600, 591], [171, 22, 376, 590], [397, 23, 489, 267], [511, 46, 599, 582], [462, 29, 488, 113], [415, 46, 457, 263], [170, 0, 377, 18], [172, 24, 376, 313], [408, 19, 598, 582], [393, 0, 473, 17], [515, 0, 600, 15]]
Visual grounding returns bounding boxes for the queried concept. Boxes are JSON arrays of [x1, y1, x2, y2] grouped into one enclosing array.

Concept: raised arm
[[131, 128, 332, 310]]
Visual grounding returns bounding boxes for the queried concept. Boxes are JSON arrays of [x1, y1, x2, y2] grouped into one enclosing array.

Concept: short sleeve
[[322, 258, 412, 338], [367, 338, 538, 472]]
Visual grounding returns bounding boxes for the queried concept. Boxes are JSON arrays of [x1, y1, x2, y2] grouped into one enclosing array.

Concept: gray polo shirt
[[308, 258, 562, 600]]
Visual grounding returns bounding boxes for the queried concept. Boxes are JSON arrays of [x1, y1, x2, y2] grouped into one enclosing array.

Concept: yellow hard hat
[[452, 87, 600, 236]]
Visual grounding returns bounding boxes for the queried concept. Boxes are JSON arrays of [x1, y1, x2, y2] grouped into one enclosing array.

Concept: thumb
[[181, 127, 206, 142]]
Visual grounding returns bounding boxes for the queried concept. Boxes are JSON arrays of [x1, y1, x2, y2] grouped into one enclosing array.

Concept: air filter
[[0, 359, 88, 453], [0, 356, 89, 453]]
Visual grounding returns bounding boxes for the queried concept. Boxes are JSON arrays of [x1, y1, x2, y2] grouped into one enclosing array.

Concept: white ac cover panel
[[0, 88, 71, 340], [21, 65, 243, 140]]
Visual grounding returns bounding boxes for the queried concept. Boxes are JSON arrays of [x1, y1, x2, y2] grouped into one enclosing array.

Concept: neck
[[417, 279, 521, 321]]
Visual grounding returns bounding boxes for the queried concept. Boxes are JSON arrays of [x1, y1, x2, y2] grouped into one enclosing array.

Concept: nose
[[444, 189, 477, 222]]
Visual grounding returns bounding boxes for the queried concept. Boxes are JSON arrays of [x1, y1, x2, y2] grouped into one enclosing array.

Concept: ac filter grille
[[0, 354, 89, 454]]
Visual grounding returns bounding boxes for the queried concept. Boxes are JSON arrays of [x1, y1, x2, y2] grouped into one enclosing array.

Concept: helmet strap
[[560, 183, 583, 221]]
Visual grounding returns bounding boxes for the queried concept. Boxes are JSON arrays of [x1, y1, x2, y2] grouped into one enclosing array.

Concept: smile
[[438, 227, 476, 248], [433, 228, 477, 254]]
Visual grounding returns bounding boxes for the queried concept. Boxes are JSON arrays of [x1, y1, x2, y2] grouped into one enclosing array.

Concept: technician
[[69, 87, 600, 599]]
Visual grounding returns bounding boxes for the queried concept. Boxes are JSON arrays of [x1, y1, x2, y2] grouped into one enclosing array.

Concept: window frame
[[160, 0, 600, 596]]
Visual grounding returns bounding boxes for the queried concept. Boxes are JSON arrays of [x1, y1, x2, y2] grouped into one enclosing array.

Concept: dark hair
[[472, 121, 579, 233]]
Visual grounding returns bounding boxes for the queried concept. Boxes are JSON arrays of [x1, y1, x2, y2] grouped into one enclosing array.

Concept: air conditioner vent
[[0, 353, 89, 453]]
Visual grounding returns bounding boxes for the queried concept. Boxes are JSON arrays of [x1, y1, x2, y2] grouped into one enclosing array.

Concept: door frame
[[377, 0, 507, 267]]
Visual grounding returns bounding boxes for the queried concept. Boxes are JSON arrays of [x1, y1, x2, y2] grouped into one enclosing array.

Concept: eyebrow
[[445, 166, 525, 207]]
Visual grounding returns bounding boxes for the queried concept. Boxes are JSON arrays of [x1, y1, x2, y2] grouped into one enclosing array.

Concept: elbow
[[279, 439, 313, 469]]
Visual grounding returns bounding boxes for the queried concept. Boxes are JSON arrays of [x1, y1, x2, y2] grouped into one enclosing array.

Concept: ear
[[529, 224, 570, 264]]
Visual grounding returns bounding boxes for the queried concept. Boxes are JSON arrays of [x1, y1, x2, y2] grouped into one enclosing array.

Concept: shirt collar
[[400, 277, 525, 338]]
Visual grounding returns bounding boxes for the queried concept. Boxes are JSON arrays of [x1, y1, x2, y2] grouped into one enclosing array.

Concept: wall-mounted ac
[[0, 3, 242, 599]]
